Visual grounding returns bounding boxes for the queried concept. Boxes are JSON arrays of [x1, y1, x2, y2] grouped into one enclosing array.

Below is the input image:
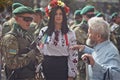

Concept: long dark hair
[[46, 6, 69, 36]]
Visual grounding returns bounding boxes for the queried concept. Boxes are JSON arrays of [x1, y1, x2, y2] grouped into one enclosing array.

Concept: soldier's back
[[74, 25, 87, 44]]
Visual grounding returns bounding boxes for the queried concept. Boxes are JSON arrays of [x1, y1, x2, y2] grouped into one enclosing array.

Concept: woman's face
[[54, 9, 63, 25]]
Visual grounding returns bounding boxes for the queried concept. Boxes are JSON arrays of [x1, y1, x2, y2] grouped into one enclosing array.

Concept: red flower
[[45, 7, 49, 16], [50, 0, 58, 8], [64, 5, 70, 15], [73, 59, 78, 63], [45, 0, 70, 16]]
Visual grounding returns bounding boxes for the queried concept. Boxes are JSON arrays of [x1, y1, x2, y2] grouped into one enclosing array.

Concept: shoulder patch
[[9, 49, 17, 55]]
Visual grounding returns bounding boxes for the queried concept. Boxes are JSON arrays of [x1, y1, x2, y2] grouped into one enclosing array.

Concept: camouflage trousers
[[19, 78, 35, 80], [35, 72, 45, 80], [76, 60, 86, 80]]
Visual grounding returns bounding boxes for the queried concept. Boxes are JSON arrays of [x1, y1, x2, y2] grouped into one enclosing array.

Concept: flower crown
[[45, 0, 70, 16]]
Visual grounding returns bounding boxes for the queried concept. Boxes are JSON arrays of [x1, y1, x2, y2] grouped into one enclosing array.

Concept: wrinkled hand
[[69, 45, 85, 52], [81, 54, 95, 66]]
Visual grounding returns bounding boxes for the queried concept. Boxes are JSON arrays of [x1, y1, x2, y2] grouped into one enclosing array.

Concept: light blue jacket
[[83, 40, 120, 80]]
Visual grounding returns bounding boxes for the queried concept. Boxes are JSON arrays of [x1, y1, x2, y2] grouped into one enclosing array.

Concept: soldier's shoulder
[[70, 24, 78, 30], [2, 33, 17, 41], [0, 33, 18, 48], [68, 28, 75, 33], [3, 21, 9, 26], [115, 26, 120, 35], [81, 22, 88, 27], [74, 26, 80, 31]]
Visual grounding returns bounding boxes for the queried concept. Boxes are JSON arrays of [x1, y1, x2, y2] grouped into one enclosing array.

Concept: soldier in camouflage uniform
[[110, 12, 120, 53], [95, 11, 105, 20], [0, 20, 2, 79], [74, 5, 95, 80], [31, 8, 46, 80], [2, 3, 24, 36], [0, 23, 2, 39], [33, 8, 46, 39], [70, 9, 82, 30], [0, 6, 39, 80]]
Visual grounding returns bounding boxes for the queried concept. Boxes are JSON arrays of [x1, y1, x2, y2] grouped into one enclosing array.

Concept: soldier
[[95, 11, 105, 20], [0, 22, 2, 39], [74, 5, 95, 80], [70, 9, 82, 30], [74, 5, 95, 45], [110, 12, 120, 53], [31, 8, 46, 79], [0, 19, 2, 79], [2, 3, 24, 36], [0, 6, 39, 80], [32, 8, 46, 39]]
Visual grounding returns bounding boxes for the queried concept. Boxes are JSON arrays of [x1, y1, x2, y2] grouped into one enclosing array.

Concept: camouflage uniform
[[1, 5, 44, 80], [69, 9, 82, 31], [34, 8, 48, 38], [74, 5, 95, 80], [2, 2, 24, 37], [110, 23, 120, 53], [0, 6, 44, 80], [110, 12, 120, 53], [70, 23, 80, 31], [28, 22, 37, 35], [0, 24, 2, 79], [74, 20, 88, 80], [33, 21, 46, 38], [2, 18, 15, 36], [69, 11, 85, 80], [0, 24, 2, 38], [0, 23, 39, 80]]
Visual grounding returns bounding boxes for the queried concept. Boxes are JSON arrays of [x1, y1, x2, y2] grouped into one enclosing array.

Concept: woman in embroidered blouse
[[37, 0, 78, 80]]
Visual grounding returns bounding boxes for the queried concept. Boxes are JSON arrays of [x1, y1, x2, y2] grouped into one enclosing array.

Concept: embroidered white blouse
[[37, 26, 78, 77]]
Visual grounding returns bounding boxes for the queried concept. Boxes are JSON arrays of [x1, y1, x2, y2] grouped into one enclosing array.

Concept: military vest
[[10, 23, 34, 53], [1, 23, 37, 79]]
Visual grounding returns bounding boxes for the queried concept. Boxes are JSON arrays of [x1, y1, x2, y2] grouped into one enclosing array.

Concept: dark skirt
[[42, 55, 68, 80]]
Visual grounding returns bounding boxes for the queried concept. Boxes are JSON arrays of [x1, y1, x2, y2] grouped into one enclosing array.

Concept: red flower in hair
[[45, 7, 49, 16], [64, 5, 70, 15], [50, 0, 58, 8], [45, 0, 70, 16]]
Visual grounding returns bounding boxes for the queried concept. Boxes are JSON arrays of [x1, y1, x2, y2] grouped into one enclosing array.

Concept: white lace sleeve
[[68, 30, 78, 77], [68, 49, 78, 77]]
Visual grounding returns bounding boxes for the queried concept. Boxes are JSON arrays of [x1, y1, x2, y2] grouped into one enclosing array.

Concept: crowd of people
[[0, 0, 120, 80]]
